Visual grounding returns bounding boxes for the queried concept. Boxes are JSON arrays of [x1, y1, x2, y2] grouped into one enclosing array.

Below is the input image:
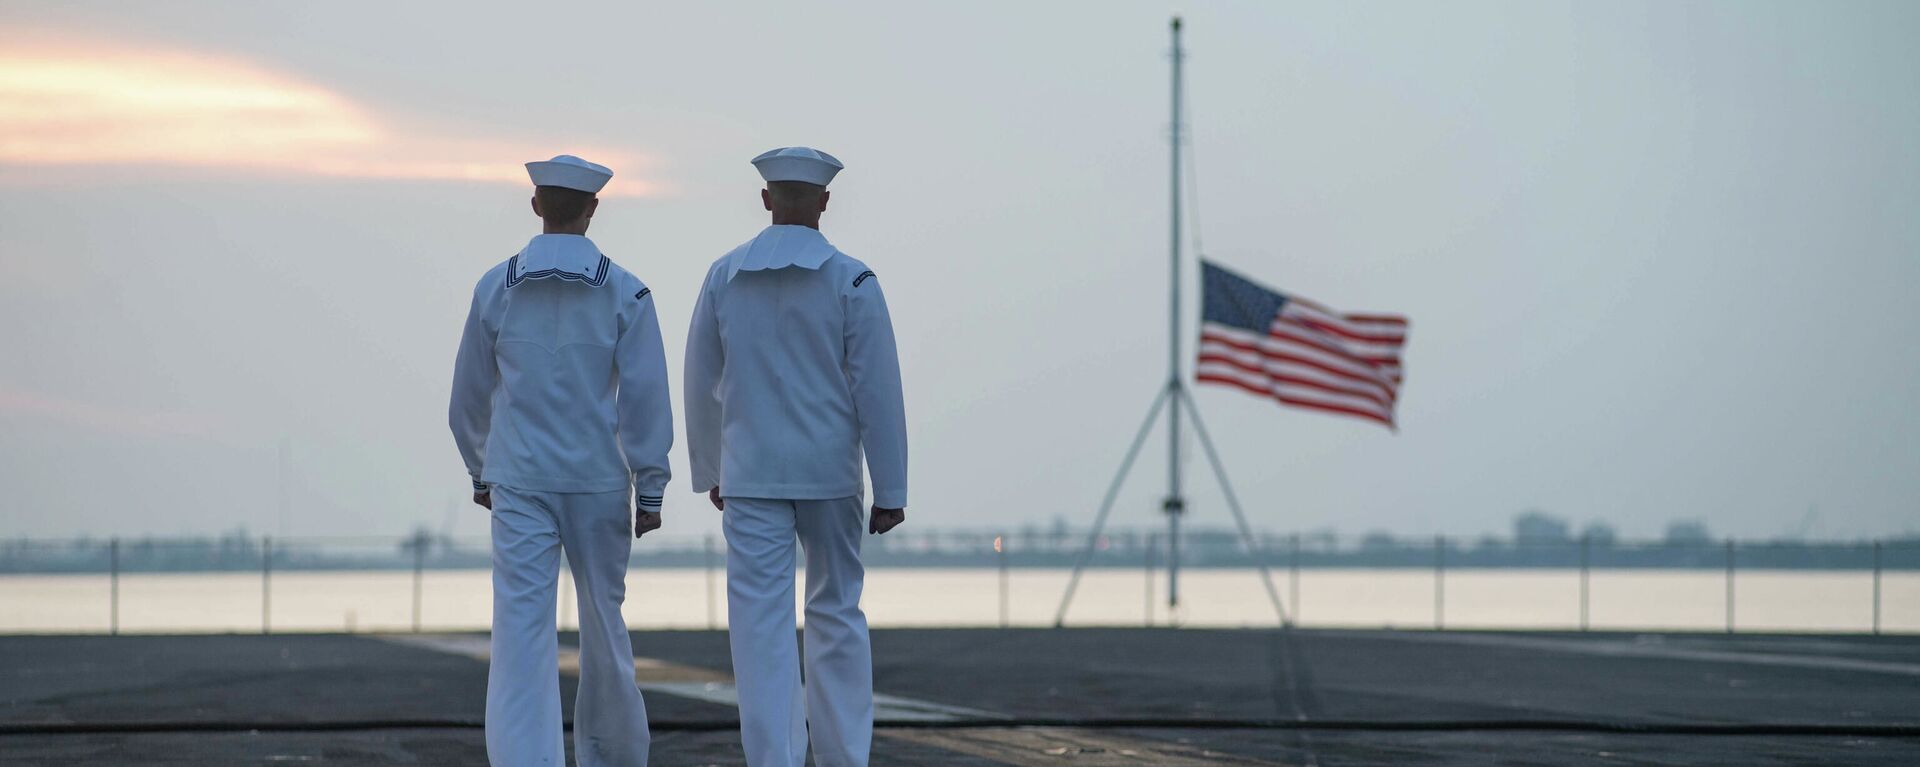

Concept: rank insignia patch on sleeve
[[635, 288, 651, 301], [852, 270, 876, 287]]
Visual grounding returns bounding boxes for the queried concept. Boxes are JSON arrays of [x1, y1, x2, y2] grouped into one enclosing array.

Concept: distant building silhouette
[[1665, 520, 1714, 547], [1514, 510, 1571, 546], [1360, 531, 1398, 551]]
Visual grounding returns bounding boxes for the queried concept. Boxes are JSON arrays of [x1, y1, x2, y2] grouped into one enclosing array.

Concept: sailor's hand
[[473, 491, 492, 510], [634, 510, 662, 538], [708, 487, 725, 511], [869, 507, 905, 535]]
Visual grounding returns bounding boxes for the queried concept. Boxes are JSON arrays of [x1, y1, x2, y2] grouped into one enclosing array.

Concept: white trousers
[[723, 496, 873, 767], [488, 485, 651, 767]]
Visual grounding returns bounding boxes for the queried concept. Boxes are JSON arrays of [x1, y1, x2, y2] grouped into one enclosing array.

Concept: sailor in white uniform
[[450, 154, 671, 767], [684, 147, 907, 767]]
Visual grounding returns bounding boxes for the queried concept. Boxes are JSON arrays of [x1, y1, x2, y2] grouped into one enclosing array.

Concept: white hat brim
[[526, 159, 612, 193]]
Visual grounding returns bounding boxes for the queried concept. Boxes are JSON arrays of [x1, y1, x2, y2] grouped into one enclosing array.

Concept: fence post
[[1579, 534, 1590, 632], [559, 556, 573, 632], [997, 533, 1009, 629], [1724, 539, 1735, 634], [411, 540, 426, 633], [1434, 535, 1445, 631], [109, 534, 120, 638], [1873, 540, 1882, 636], [1145, 531, 1157, 627], [1290, 533, 1301, 626], [704, 534, 719, 630], [261, 536, 272, 635]]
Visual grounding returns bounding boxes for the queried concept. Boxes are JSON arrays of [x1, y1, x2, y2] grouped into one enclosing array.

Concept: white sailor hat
[[525, 154, 613, 194], [751, 146, 843, 187]]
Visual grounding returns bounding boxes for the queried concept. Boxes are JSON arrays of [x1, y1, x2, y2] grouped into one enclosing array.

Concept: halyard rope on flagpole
[[1182, 54, 1206, 269], [1056, 16, 1291, 628], [1173, 15, 1291, 628]]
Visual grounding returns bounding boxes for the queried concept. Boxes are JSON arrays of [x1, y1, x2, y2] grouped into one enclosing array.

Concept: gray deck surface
[[3, 628, 1917, 765]]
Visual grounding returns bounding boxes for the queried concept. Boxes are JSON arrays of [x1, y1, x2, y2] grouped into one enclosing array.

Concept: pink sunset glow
[[0, 36, 657, 195]]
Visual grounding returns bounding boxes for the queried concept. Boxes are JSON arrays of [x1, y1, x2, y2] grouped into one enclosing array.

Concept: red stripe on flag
[[1270, 319, 1402, 365], [1195, 372, 1278, 400], [1274, 391, 1396, 428], [1195, 358, 1398, 420], [1195, 373, 1397, 428], [1291, 314, 1408, 345], [1201, 335, 1400, 393], [1210, 363, 1399, 421], [1196, 352, 1396, 407], [1284, 301, 1410, 339], [1202, 350, 1400, 403], [1202, 329, 1399, 390], [1274, 374, 1394, 409], [1343, 314, 1408, 326], [1195, 273, 1407, 431]]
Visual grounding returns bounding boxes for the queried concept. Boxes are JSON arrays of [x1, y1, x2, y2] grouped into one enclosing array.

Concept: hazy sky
[[1, 1, 1915, 543]]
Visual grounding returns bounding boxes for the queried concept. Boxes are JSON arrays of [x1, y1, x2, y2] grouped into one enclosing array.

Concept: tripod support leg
[[1054, 388, 1171, 627], [1178, 386, 1291, 626]]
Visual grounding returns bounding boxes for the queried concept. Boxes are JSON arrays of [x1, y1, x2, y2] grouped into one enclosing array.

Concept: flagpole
[[1164, 15, 1187, 614], [1055, 16, 1290, 628]]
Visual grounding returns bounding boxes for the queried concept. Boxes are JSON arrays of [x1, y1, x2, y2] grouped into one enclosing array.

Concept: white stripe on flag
[[1201, 326, 1401, 390], [1194, 361, 1396, 423], [1196, 342, 1396, 405], [1283, 301, 1408, 339], [1274, 317, 1406, 360]]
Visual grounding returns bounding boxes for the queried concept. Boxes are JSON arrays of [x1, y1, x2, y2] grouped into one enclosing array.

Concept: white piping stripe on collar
[[509, 234, 611, 288], [506, 253, 610, 288]]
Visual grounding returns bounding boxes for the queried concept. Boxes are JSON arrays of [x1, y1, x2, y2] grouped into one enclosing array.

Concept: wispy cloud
[[0, 386, 238, 444], [0, 34, 657, 195]]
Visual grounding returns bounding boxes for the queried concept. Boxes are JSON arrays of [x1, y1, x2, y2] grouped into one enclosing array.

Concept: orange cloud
[[0, 37, 656, 195]]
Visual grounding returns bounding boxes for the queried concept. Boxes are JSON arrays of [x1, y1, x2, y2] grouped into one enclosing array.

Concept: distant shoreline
[[4, 537, 1915, 575]]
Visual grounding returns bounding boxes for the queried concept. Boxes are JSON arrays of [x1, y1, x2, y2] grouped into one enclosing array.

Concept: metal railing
[[1, 532, 1914, 635]]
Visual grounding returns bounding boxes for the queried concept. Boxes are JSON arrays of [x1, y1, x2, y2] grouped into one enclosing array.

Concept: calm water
[[2, 568, 1913, 634]]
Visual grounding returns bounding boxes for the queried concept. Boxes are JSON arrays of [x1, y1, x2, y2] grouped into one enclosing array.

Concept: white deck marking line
[[881, 728, 1299, 766], [633, 680, 1006, 722], [377, 633, 492, 661], [1331, 631, 1920, 678], [372, 634, 1006, 722]]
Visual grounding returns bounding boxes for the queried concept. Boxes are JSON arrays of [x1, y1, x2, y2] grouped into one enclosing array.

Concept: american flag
[[1195, 261, 1409, 429]]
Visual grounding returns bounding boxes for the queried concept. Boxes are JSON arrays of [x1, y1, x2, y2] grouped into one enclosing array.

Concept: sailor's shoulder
[[595, 260, 659, 305], [824, 252, 879, 289], [600, 258, 643, 289], [823, 250, 870, 274], [718, 232, 759, 264], [472, 258, 515, 294], [700, 250, 735, 286]]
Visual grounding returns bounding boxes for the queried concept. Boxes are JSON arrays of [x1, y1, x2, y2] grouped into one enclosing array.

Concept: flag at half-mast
[[1195, 261, 1408, 429]]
